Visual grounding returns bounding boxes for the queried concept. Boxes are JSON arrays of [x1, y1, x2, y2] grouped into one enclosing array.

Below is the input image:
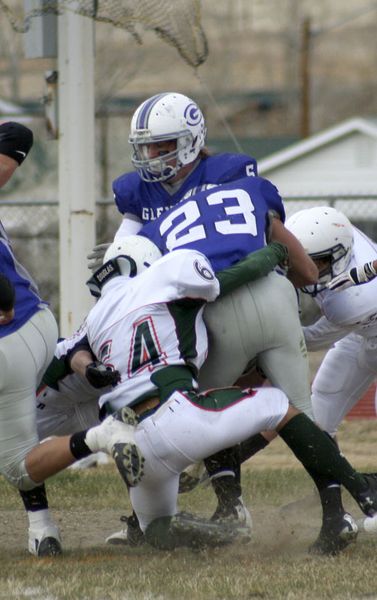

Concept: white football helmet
[[129, 92, 207, 183], [285, 206, 354, 295], [103, 235, 162, 277]]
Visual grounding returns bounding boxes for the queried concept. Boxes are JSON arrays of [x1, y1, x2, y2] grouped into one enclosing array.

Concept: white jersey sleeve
[[172, 249, 220, 303], [114, 213, 142, 239], [122, 249, 220, 307], [54, 321, 88, 359], [303, 315, 353, 351]]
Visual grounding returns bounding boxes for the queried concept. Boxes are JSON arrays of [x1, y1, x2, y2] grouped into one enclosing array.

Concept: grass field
[[1, 419, 377, 600]]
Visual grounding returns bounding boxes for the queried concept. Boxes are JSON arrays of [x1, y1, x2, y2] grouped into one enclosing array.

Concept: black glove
[[85, 362, 121, 388]]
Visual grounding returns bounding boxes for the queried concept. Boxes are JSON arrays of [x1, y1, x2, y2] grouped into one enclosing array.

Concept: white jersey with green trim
[[86, 249, 220, 410]]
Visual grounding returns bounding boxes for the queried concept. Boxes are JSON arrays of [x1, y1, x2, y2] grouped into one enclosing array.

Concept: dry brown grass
[[1, 419, 377, 600]]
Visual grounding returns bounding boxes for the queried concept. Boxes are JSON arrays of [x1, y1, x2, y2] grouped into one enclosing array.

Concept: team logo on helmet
[[184, 103, 202, 126]]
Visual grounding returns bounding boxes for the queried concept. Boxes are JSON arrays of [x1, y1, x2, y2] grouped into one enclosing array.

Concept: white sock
[[84, 421, 111, 454], [28, 508, 54, 529]]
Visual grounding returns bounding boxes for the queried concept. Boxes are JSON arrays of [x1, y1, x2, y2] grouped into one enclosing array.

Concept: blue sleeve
[[260, 178, 286, 222], [112, 171, 143, 219]]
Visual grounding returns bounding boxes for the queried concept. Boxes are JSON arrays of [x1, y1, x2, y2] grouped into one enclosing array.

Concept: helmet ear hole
[[116, 255, 138, 278]]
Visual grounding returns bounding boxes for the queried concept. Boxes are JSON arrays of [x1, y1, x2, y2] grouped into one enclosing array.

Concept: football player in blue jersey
[[88, 91, 258, 269], [0, 122, 62, 557]]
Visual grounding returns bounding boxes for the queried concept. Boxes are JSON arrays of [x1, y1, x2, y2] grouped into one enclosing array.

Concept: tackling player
[[84, 236, 377, 550], [104, 175, 326, 550]]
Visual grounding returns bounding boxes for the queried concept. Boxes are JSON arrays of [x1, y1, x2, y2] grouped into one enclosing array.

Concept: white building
[[259, 117, 377, 226]]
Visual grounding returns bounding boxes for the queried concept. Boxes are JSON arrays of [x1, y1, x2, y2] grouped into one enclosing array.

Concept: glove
[[85, 362, 121, 388], [87, 242, 111, 272], [327, 261, 377, 292]]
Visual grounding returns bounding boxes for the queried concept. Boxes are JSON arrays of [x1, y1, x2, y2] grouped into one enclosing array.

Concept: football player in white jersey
[[81, 235, 377, 550], [286, 206, 377, 548]]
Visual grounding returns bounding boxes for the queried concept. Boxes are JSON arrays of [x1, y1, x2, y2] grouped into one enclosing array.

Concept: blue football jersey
[[113, 153, 257, 224], [0, 221, 46, 338], [139, 176, 285, 272]]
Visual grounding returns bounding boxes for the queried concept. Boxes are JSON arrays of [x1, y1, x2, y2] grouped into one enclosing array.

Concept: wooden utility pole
[[300, 17, 311, 138]]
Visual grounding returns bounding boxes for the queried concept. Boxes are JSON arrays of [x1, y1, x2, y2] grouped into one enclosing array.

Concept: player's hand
[[327, 261, 377, 292], [87, 242, 111, 272], [0, 308, 14, 325], [85, 362, 121, 388]]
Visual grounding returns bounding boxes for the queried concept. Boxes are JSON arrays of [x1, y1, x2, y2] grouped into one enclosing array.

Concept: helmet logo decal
[[184, 103, 202, 126]]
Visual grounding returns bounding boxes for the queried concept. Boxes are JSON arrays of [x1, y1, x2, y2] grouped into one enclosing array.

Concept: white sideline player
[[286, 206, 377, 539], [286, 207, 377, 435]]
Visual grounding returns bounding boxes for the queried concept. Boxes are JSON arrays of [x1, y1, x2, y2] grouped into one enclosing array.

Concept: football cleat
[[86, 407, 138, 455], [178, 461, 209, 493], [112, 406, 145, 487], [169, 511, 250, 549], [210, 496, 252, 542], [106, 513, 145, 546], [308, 513, 358, 556], [28, 524, 62, 557], [88, 407, 145, 487], [356, 514, 377, 535], [356, 473, 377, 517]]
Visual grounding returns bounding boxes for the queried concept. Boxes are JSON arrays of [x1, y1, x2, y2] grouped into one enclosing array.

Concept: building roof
[[258, 117, 377, 197]]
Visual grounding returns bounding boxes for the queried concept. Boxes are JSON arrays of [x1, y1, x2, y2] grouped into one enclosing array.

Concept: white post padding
[[58, 10, 96, 336]]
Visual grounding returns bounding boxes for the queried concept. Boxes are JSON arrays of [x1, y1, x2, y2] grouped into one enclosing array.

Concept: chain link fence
[[1, 197, 376, 321]]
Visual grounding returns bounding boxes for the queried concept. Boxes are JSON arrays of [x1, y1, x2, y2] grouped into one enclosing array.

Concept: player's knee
[[275, 403, 300, 431], [2, 458, 42, 491]]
